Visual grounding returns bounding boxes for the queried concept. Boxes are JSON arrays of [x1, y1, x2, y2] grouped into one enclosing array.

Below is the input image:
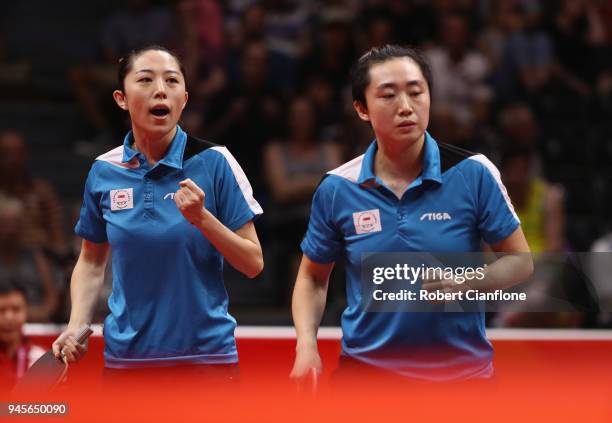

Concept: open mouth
[[150, 106, 170, 117]]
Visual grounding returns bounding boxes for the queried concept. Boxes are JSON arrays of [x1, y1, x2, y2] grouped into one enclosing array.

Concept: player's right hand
[[289, 345, 322, 379], [52, 327, 88, 364]]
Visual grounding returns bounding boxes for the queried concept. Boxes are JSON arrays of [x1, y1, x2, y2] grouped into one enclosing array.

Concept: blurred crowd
[[0, 0, 611, 328]]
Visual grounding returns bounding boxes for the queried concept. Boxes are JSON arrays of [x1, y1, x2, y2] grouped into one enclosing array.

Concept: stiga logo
[[110, 188, 134, 211], [420, 212, 451, 221]]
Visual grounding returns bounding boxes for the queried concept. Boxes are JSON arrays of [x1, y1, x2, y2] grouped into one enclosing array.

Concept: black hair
[[350, 44, 433, 107], [117, 45, 186, 91], [0, 278, 28, 303]]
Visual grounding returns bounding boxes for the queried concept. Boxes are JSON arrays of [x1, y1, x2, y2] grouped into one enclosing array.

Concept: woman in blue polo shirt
[[52, 46, 263, 375], [290, 45, 533, 382]]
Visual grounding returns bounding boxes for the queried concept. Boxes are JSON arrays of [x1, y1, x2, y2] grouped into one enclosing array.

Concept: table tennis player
[[291, 45, 533, 383], [52, 46, 263, 381]]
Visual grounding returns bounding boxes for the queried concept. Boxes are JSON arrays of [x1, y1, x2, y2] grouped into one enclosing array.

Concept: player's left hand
[[174, 178, 206, 225]]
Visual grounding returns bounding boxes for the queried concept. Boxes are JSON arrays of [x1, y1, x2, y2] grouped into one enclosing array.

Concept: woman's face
[[114, 50, 188, 138], [354, 57, 430, 148]]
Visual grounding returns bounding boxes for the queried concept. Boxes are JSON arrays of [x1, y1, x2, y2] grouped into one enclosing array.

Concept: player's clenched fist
[[174, 178, 206, 224]]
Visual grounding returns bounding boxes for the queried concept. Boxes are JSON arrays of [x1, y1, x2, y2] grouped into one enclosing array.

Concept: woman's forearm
[[476, 253, 534, 291], [194, 210, 263, 278], [67, 242, 109, 328], [477, 227, 534, 291], [68, 260, 105, 328], [292, 266, 330, 349]]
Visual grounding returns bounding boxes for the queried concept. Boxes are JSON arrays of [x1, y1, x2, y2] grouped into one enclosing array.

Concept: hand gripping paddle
[[12, 325, 93, 395]]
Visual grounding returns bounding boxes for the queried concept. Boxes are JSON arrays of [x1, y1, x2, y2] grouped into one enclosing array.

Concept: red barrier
[[5, 334, 612, 422]]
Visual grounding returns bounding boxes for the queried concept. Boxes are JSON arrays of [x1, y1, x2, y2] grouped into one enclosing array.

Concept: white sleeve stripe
[[468, 154, 520, 223], [210, 146, 263, 215]]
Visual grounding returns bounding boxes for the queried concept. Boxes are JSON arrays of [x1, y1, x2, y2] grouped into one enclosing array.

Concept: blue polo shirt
[[301, 132, 519, 380], [75, 126, 262, 368]]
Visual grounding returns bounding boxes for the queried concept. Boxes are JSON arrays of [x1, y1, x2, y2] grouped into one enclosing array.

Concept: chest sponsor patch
[[110, 188, 134, 211], [353, 209, 382, 234]]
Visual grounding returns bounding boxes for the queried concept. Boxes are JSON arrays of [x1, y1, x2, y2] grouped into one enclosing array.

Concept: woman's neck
[[375, 133, 425, 183], [131, 126, 177, 166]]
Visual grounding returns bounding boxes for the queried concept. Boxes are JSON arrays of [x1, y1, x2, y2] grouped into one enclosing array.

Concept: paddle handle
[[74, 325, 94, 344]]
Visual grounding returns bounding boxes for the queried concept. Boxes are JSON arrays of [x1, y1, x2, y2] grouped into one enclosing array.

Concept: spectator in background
[[496, 100, 539, 154], [298, 8, 355, 90], [99, 0, 175, 63], [550, 0, 607, 94], [68, 0, 176, 152], [223, 2, 267, 93], [0, 199, 60, 323], [303, 73, 343, 142], [589, 1, 612, 116], [495, 4, 554, 101], [599, 0, 612, 43], [0, 10, 31, 93], [477, 0, 524, 73], [175, 0, 227, 134], [226, 2, 266, 51], [500, 148, 565, 253], [426, 13, 493, 146], [261, 0, 313, 92], [356, 6, 396, 51], [203, 41, 283, 193], [226, 0, 313, 93], [497, 103, 565, 253], [264, 96, 341, 298], [496, 5, 591, 107], [224, 0, 261, 34], [0, 129, 67, 258], [493, 104, 572, 328], [430, 0, 483, 32], [175, 0, 225, 77], [0, 280, 45, 394], [387, 0, 437, 46]]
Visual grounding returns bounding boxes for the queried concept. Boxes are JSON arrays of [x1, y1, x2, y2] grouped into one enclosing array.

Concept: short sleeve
[[75, 165, 108, 243], [300, 177, 343, 264], [212, 147, 263, 231], [470, 156, 520, 244]]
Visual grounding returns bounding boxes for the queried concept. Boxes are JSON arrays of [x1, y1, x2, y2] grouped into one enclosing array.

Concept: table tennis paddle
[[12, 325, 93, 395]]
